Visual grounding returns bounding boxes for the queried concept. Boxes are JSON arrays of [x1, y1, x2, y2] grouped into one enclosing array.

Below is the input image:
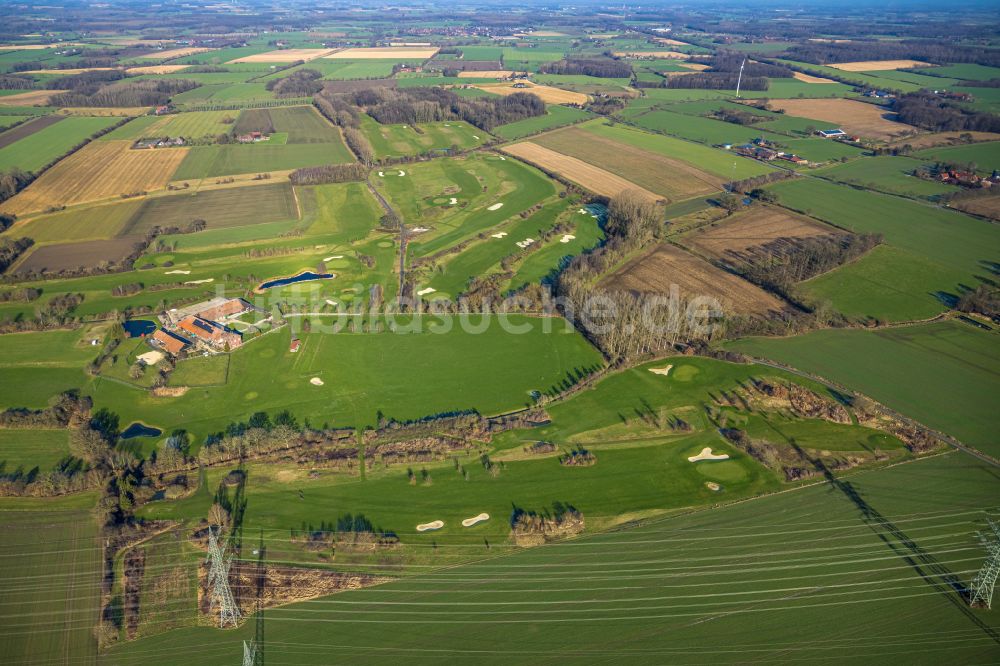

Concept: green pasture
[[492, 105, 593, 141], [913, 141, 1000, 174], [173, 139, 352, 180], [728, 319, 1000, 455], [0, 429, 71, 472], [5, 199, 145, 243], [817, 156, 957, 200]]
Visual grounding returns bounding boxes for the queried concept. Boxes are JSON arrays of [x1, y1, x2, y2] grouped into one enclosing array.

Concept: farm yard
[[0, 8, 998, 666]]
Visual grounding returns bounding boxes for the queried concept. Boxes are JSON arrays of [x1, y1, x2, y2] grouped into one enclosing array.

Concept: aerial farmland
[[0, 3, 997, 665]]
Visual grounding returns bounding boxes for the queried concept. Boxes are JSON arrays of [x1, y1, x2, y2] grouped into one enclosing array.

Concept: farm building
[[151, 328, 190, 356], [164, 297, 253, 326], [236, 131, 269, 143], [176, 315, 243, 350], [816, 128, 847, 138], [290, 338, 301, 353]]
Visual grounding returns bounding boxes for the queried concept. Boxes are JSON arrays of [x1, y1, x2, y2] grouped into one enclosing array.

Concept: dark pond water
[[123, 319, 156, 338], [258, 271, 334, 290], [121, 423, 162, 439]]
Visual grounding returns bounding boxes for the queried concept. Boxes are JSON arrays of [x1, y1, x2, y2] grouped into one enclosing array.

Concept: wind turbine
[[735, 56, 747, 99]]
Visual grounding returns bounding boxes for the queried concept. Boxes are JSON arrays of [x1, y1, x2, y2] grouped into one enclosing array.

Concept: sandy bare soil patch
[[142, 47, 212, 59], [614, 50, 690, 59], [473, 81, 588, 105], [325, 47, 438, 60], [458, 70, 514, 78], [600, 243, 789, 316], [0, 90, 60, 106], [1, 140, 188, 216], [230, 48, 335, 63], [828, 59, 930, 72], [125, 65, 192, 75], [678, 62, 710, 71], [137, 350, 164, 366], [766, 98, 914, 141], [533, 126, 724, 201], [688, 447, 730, 462], [654, 38, 690, 46], [683, 206, 837, 261], [502, 142, 661, 202], [792, 71, 837, 83], [462, 513, 490, 527]]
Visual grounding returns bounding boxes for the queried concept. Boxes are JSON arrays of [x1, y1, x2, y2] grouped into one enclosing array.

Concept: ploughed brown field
[[11, 237, 142, 275], [501, 142, 662, 202], [600, 243, 789, 316], [766, 98, 915, 141], [681, 206, 838, 261], [0, 114, 63, 149], [532, 126, 724, 202], [0, 140, 188, 217]]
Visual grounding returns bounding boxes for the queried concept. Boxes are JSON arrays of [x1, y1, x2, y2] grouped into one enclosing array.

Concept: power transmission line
[[207, 526, 241, 628], [969, 517, 1000, 609]]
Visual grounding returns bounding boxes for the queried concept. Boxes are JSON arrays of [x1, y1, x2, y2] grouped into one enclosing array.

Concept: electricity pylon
[[969, 518, 1000, 609], [242, 640, 258, 666], [206, 526, 241, 628]]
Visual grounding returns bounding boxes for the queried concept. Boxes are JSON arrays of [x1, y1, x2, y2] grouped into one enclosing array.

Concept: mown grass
[[173, 140, 353, 180], [0, 429, 70, 472], [727, 319, 1000, 455], [298, 181, 383, 242]]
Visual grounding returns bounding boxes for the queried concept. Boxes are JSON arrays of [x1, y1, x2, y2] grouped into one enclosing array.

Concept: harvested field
[[458, 70, 513, 78], [121, 183, 298, 235], [828, 60, 931, 72], [0, 90, 59, 106], [532, 126, 724, 201], [473, 81, 588, 105], [678, 62, 710, 71], [682, 206, 838, 261], [614, 51, 690, 59], [446, 60, 504, 72], [11, 236, 141, 275], [600, 243, 788, 315], [654, 38, 690, 46], [140, 47, 212, 59], [502, 141, 661, 202], [325, 47, 438, 60], [20, 67, 115, 75], [0, 114, 62, 149], [766, 98, 914, 141], [125, 65, 191, 75], [950, 194, 1000, 221], [229, 48, 335, 63], [0, 140, 188, 216], [792, 71, 837, 83]]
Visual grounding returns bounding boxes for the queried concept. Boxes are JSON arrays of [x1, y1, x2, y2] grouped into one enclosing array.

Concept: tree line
[[894, 92, 1000, 133], [782, 40, 1000, 68], [49, 78, 199, 108], [540, 58, 633, 78], [265, 68, 324, 98]]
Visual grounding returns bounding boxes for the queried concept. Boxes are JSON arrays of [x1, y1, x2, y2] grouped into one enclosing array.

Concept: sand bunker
[[688, 447, 730, 463], [410, 227, 429, 233], [416, 287, 436, 296], [515, 238, 535, 249], [323, 255, 343, 262], [377, 171, 384, 177], [705, 481, 721, 491], [184, 278, 213, 284], [648, 364, 673, 376], [325, 299, 338, 306], [487, 203, 504, 211], [472, 135, 480, 140], [165, 269, 190, 275], [416, 520, 444, 532], [449, 197, 458, 205], [398, 170, 406, 176], [498, 156, 506, 160], [491, 231, 508, 239], [310, 377, 324, 386], [560, 234, 576, 243], [462, 513, 490, 527]]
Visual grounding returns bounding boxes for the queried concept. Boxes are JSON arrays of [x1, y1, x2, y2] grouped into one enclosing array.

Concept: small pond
[[121, 423, 162, 439], [123, 319, 156, 338], [258, 271, 334, 290]]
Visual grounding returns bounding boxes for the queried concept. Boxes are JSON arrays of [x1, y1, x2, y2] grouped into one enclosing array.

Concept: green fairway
[[106, 451, 1000, 665], [85, 315, 604, 439], [508, 209, 604, 290], [361, 116, 489, 159], [0, 115, 118, 173], [727, 319, 1000, 456], [298, 181, 383, 242], [0, 429, 71, 472]]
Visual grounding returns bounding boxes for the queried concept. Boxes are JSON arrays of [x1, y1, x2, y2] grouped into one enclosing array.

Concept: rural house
[[236, 131, 269, 143], [176, 315, 243, 350]]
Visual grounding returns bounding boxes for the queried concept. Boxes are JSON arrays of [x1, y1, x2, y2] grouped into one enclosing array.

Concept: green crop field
[[361, 116, 488, 159], [377, 153, 557, 259], [493, 105, 594, 140], [266, 105, 344, 144], [121, 183, 299, 235], [0, 115, 118, 173], [5, 199, 145, 243], [769, 178, 1000, 320], [817, 156, 957, 200], [727, 319, 1000, 455], [915, 63, 1000, 81], [173, 139, 353, 180], [913, 141, 1000, 174], [0, 510, 101, 664], [622, 107, 794, 150]]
